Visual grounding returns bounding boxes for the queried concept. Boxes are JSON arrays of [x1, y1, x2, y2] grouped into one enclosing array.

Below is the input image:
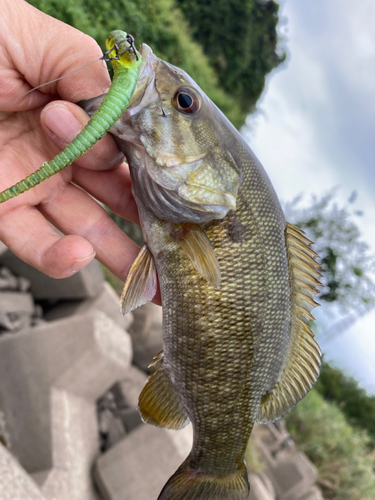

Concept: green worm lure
[[0, 30, 142, 203]]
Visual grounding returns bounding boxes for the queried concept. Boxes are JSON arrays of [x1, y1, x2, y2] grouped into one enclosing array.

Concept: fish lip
[[123, 44, 159, 117], [138, 44, 158, 79]]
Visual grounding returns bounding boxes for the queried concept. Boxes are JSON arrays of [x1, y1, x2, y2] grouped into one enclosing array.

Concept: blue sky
[[243, 0, 375, 393]]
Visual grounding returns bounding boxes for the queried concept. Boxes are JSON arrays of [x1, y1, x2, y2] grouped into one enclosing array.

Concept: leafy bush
[[284, 191, 375, 312], [176, 0, 285, 111], [285, 389, 375, 500], [315, 359, 375, 446], [28, 0, 245, 127]]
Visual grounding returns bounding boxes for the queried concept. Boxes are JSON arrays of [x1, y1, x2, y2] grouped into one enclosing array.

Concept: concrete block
[[0, 410, 10, 448], [0, 291, 35, 332], [128, 302, 163, 372], [0, 291, 34, 314], [0, 265, 29, 291], [33, 388, 101, 500], [54, 312, 133, 399], [98, 405, 127, 452], [0, 443, 47, 500], [266, 451, 317, 500], [0, 311, 132, 474], [249, 474, 276, 500], [112, 365, 147, 408], [94, 424, 193, 500], [44, 282, 132, 331], [0, 247, 104, 300], [98, 391, 123, 452], [119, 408, 143, 434], [97, 366, 147, 449], [258, 472, 276, 499]]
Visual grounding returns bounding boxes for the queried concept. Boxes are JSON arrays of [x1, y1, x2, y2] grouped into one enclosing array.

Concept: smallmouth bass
[[83, 44, 322, 500]]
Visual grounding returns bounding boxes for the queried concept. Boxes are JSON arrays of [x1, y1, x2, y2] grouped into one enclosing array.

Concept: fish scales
[[0, 30, 320, 500], [81, 42, 321, 499], [138, 140, 291, 477]]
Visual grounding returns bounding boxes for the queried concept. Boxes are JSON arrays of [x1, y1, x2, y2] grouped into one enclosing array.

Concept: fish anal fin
[[174, 223, 221, 289], [121, 244, 157, 316], [158, 459, 249, 500], [257, 223, 322, 424], [138, 352, 189, 430]]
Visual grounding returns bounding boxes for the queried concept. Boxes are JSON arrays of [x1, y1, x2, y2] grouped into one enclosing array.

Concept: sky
[[242, 0, 375, 393]]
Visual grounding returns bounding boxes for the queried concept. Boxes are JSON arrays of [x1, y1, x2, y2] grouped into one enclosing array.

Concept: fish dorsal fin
[[121, 244, 157, 316], [138, 352, 190, 429], [174, 223, 221, 289], [257, 223, 322, 424]]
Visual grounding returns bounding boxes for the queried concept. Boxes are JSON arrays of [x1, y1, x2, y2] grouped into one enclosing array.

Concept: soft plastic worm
[[0, 30, 142, 203]]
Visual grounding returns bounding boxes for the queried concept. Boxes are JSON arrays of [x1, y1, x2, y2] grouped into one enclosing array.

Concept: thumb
[[3, 0, 111, 108]]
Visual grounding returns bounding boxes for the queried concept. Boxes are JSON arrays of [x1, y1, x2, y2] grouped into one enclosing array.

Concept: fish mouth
[[138, 44, 158, 79], [125, 44, 159, 115]]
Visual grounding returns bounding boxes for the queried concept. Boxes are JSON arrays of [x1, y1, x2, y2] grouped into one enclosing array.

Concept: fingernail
[[67, 251, 96, 274], [43, 104, 83, 143]]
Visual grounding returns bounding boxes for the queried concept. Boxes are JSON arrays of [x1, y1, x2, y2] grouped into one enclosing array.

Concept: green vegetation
[[28, 0, 284, 241], [285, 191, 375, 313], [285, 191, 375, 498], [315, 359, 375, 446], [28, 0, 284, 128], [176, 0, 285, 111], [24, 4, 375, 496], [285, 389, 375, 500]]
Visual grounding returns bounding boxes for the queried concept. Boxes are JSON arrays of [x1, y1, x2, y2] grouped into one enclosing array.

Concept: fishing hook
[[103, 34, 139, 62]]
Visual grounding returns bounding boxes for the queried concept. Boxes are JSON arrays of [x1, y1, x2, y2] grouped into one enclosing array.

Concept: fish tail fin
[[157, 459, 250, 500]]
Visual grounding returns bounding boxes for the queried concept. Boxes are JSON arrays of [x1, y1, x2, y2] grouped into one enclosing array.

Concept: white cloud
[[242, 0, 375, 392], [326, 1, 375, 99]]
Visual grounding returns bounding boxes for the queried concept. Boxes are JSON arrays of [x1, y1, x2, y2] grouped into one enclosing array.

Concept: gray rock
[[128, 302, 163, 372], [0, 311, 132, 476], [44, 282, 132, 331], [94, 424, 193, 500], [0, 443, 47, 500], [0, 246, 104, 300]]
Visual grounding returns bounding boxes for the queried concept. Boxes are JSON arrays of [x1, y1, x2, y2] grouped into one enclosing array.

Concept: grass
[[285, 388, 375, 500]]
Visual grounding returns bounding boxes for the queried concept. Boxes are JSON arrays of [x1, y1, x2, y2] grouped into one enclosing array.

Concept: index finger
[[1, 0, 111, 110]]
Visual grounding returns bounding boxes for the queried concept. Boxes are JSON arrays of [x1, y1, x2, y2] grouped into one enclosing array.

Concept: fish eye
[[172, 88, 201, 114]]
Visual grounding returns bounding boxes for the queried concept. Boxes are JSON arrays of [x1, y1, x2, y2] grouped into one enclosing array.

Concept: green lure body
[[0, 30, 142, 203]]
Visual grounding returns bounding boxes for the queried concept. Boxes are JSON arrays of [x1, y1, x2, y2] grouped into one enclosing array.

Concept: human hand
[[0, 0, 141, 280]]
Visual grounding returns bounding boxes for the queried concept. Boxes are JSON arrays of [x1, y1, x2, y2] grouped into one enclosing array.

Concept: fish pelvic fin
[[158, 459, 250, 500], [138, 352, 190, 430], [257, 223, 322, 424], [173, 223, 221, 289], [121, 244, 157, 316]]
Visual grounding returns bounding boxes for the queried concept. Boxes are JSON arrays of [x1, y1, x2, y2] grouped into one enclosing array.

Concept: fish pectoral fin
[[120, 244, 157, 316], [173, 223, 221, 289], [138, 352, 190, 429], [257, 223, 322, 424]]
